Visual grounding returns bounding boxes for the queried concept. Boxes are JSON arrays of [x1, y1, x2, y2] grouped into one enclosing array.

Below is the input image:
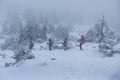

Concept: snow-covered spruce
[[85, 16, 115, 43], [99, 39, 119, 57]]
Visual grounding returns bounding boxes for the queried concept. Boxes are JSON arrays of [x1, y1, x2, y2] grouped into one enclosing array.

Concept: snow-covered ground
[[0, 42, 120, 80]]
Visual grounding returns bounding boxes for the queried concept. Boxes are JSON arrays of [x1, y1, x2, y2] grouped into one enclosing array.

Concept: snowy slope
[[0, 42, 120, 80]]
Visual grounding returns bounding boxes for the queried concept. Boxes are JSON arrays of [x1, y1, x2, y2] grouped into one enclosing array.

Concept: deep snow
[[0, 42, 120, 80]]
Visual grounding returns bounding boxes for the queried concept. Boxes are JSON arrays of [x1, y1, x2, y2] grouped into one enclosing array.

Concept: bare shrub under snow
[[12, 48, 35, 65]]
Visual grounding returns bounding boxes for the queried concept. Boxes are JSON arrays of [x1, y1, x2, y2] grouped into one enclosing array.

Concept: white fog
[[0, 0, 120, 80]]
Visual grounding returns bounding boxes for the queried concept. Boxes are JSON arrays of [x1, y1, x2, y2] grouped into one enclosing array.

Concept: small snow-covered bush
[[99, 39, 119, 57], [4, 62, 14, 67], [1, 38, 18, 51], [113, 43, 120, 54], [12, 48, 35, 64], [99, 43, 113, 57], [0, 54, 6, 59]]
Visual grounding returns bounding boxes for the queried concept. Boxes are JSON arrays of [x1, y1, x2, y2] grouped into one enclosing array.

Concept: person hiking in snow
[[48, 38, 53, 50], [80, 35, 85, 50], [29, 40, 34, 52], [63, 37, 68, 51]]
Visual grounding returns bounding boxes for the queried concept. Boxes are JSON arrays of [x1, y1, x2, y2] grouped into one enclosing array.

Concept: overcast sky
[[0, 0, 120, 30]]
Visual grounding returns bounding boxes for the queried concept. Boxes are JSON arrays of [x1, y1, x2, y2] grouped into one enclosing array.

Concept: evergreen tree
[[54, 24, 69, 39], [41, 25, 47, 40], [2, 12, 23, 36], [85, 15, 115, 43]]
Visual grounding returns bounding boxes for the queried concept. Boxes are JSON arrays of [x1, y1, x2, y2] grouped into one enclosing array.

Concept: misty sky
[[0, 0, 120, 31]]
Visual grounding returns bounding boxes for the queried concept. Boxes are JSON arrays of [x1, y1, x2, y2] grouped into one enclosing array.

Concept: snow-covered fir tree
[[2, 12, 23, 36], [85, 15, 115, 43]]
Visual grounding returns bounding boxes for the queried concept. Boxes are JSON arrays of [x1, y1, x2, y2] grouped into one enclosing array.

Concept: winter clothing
[[29, 40, 34, 52], [48, 38, 53, 50], [63, 38, 68, 51], [80, 35, 85, 50]]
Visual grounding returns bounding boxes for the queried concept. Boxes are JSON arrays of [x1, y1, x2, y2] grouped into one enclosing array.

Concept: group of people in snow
[[48, 37, 69, 51], [29, 35, 85, 51]]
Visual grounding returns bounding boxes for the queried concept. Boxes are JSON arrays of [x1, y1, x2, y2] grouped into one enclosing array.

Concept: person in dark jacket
[[29, 40, 34, 52], [63, 37, 68, 51], [48, 38, 53, 50], [80, 35, 85, 50]]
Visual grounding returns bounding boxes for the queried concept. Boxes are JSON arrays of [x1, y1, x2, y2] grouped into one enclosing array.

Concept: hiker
[[80, 35, 85, 50], [63, 37, 68, 51], [48, 38, 53, 50], [29, 40, 34, 52]]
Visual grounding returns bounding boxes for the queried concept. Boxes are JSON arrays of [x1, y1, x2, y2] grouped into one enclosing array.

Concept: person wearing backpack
[[63, 37, 68, 51], [48, 38, 53, 50], [80, 35, 85, 50]]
